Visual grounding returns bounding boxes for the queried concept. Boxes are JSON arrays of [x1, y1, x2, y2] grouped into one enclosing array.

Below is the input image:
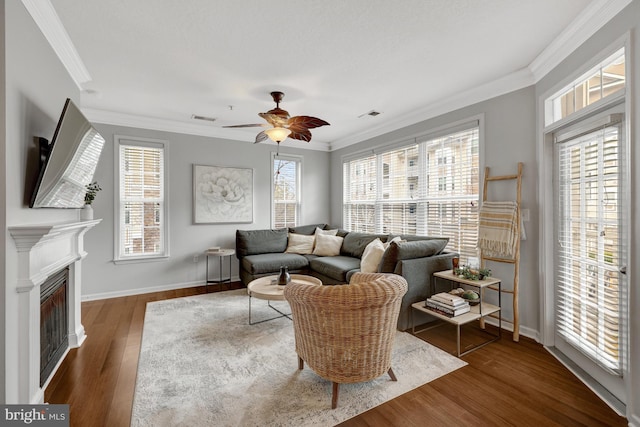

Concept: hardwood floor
[[45, 284, 627, 427]]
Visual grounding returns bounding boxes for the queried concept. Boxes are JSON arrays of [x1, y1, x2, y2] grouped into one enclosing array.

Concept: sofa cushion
[[289, 223, 328, 235], [378, 239, 449, 273], [285, 233, 315, 254], [313, 234, 344, 256], [242, 253, 309, 275], [341, 232, 388, 258], [236, 228, 288, 257], [310, 256, 361, 282], [360, 238, 385, 273]]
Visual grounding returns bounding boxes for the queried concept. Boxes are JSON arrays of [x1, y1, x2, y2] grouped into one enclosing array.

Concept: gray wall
[[330, 87, 538, 335], [3, 1, 81, 402], [535, 1, 639, 422], [82, 124, 331, 298]]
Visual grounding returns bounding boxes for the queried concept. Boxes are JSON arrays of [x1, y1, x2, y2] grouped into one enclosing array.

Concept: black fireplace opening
[[40, 267, 69, 387]]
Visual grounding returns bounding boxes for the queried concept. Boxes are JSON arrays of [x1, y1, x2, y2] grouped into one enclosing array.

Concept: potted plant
[[81, 181, 101, 220]]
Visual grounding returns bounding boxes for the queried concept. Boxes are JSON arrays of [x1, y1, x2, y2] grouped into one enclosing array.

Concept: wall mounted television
[[30, 98, 105, 208]]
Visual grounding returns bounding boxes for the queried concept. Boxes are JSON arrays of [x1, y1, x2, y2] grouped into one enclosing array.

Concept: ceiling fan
[[223, 91, 329, 144]]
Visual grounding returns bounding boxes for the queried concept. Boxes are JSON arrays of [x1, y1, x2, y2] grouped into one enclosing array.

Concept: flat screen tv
[[30, 98, 105, 208]]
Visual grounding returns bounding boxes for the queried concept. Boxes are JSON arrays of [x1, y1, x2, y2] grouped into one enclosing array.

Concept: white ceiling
[[34, 0, 623, 150]]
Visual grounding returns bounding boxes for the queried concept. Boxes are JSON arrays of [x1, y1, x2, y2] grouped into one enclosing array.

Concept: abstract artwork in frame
[[193, 165, 253, 224]]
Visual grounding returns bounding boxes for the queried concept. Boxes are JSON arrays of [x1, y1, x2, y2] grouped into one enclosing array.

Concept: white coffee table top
[[247, 274, 322, 301]]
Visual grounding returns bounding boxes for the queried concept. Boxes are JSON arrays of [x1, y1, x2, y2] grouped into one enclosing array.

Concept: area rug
[[131, 289, 466, 426]]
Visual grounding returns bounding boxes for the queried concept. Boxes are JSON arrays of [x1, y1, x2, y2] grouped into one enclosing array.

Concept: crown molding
[[330, 67, 535, 151], [83, 108, 332, 152], [28, 0, 630, 152], [528, 0, 632, 82], [21, 0, 91, 89]]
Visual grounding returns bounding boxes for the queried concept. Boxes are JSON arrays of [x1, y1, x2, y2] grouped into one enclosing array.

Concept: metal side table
[[205, 248, 235, 291]]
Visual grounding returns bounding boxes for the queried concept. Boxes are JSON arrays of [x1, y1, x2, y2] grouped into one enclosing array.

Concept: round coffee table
[[247, 274, 321, 324]]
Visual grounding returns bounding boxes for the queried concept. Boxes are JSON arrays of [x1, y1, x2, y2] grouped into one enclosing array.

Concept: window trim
[[271, 152, 302, 228], [113, 135, 170, 263], [544, 41, 626, 130]]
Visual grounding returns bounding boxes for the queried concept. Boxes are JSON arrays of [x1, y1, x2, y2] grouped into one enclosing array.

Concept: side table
[[411, 270, 501, 357], [205, 249, 235, 291]]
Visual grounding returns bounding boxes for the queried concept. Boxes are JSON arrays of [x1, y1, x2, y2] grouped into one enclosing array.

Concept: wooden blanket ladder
[[480, 162, 523, 342]]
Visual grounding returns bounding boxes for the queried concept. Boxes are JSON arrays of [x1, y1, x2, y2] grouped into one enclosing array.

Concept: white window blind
[[343, 154, 377, 233], [118, 141, 166, 259], [343, 125, 479, 261], [272, 154, 301, 228], [556, 124, 623, 374]]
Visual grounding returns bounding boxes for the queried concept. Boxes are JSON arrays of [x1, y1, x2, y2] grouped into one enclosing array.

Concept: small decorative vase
[[80, 204, 94, 220], [278, 266, 291, 286]]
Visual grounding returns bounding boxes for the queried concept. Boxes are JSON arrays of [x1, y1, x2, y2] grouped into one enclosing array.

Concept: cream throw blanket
[[477, 201, 518, 259]]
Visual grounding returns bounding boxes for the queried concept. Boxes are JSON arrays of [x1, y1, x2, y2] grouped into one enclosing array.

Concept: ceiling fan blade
[[254, 131, 268, 144], [222, 123, 265, 128], [288, 128, 312, 142], [287, 116, 330, 129], [258, 112, 288, 127]]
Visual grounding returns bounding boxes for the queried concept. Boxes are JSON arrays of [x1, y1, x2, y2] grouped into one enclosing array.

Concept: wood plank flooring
[[45, 284, 627, 427]]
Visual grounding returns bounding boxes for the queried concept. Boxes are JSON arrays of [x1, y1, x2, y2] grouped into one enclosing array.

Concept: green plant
[[478, 267, 492, 278], [84, 181, 102, 205], [454, 265, 491, 280]]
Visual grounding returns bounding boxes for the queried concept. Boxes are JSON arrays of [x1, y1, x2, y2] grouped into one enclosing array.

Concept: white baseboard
[[81, 276, 241, 301], [481, 316, 540, 342]]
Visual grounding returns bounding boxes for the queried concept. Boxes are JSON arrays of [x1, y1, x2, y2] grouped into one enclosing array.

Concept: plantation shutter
[[119, 143, 164, 257], [555, 122, 623, 375], [272, 155, 300, 228]]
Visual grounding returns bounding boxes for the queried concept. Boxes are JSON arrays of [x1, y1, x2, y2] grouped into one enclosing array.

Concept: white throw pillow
[[313, 234, 343, 256], [315, 227, 339, 236], [360, 238, 385, 273], [285, 233, 315, 254]]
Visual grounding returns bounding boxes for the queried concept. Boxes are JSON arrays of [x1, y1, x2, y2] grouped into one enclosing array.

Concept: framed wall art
[[193, 164, 254, 224]]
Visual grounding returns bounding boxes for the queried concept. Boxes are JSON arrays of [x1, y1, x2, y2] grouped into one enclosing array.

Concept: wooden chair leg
[[388, 367, 397, 381], [331, 382, 340, 409], [298, 356, 304, 370]]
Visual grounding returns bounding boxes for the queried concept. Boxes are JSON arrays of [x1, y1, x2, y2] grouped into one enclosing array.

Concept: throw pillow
[[383, 236, 402, 250], [285, 233, 315, 254], [360, 238, 385, 273], [315, 227, 339, 236], [313, 234, 344, 256]]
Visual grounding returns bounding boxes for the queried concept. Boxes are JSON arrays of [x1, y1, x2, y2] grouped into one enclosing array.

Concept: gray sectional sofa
[[236, 223, 458, 330]]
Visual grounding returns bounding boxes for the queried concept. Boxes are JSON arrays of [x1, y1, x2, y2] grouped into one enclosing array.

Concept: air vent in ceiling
[[358, 110, 382, 118], [191, 114, 216, 122]]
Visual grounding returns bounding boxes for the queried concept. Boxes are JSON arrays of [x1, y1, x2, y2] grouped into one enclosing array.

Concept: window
[[343, 124, 479, 262], [272, 154, 301, 228], [545, 48, 625, 126], [115, 137, 168, 261], [556, 120, 625, 375]]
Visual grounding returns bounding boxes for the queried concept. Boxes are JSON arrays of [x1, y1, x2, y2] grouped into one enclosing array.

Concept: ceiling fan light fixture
[[265, 127, 291, 143]]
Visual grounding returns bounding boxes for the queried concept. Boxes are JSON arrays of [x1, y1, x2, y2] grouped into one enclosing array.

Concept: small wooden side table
[[205, 248, 235, 291], [411, 270, 502, 357]]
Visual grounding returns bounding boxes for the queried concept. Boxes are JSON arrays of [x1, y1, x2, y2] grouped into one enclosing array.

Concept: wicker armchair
[[283, 273, 408, 409]]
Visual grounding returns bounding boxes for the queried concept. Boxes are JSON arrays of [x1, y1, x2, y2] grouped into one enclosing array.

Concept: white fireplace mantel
[[9, 219, 101, 404]]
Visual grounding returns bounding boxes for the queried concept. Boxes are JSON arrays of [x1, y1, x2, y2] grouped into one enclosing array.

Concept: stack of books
[[425, 292, 470, 317]]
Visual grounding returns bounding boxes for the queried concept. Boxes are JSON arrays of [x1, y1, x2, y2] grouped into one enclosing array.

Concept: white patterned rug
[[131, 289, 466, 427]]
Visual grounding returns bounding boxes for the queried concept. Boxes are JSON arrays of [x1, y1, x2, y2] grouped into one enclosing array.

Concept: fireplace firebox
[[40, 267, 69, 387]]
